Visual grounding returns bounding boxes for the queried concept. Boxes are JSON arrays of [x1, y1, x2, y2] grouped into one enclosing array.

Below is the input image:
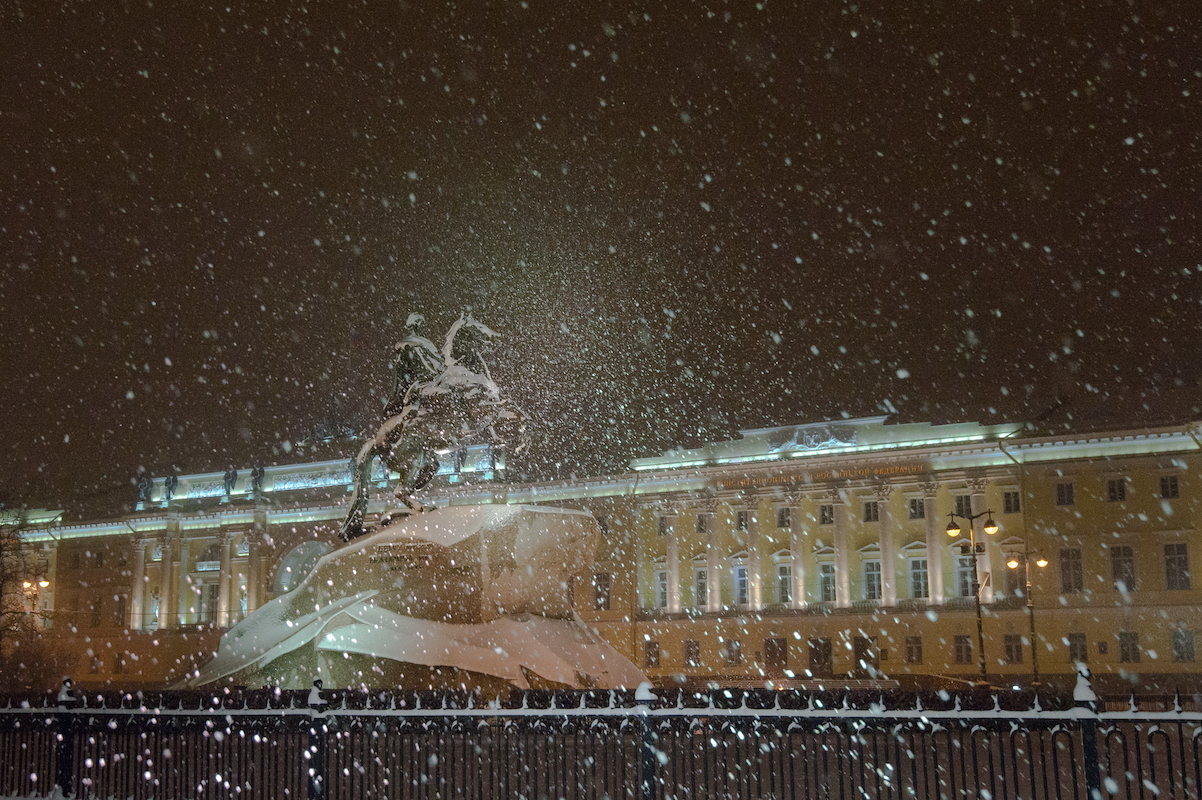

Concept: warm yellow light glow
[[946, 520, 961, 538], [38, 579, 50, 588], [22, 581, 32, 589], [1007, 558, 1020, 569], [1036, 557, 1048, 568], [984, 516, 999, 535]]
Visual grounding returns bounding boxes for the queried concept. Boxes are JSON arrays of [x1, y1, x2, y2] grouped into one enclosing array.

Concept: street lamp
[[1006, 551, 1048, 687], [946, 509, 999, 687]]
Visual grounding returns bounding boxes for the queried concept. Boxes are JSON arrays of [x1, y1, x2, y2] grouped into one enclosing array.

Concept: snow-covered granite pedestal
[[187, 505, 646, 692]]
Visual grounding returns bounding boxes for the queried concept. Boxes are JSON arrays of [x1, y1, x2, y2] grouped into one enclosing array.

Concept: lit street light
[[1007, 551, 1048, 687], [946, 509, 999, 687]]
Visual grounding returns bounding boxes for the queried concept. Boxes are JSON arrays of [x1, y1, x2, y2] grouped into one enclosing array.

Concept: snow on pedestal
[[188, 505, 646, 691]]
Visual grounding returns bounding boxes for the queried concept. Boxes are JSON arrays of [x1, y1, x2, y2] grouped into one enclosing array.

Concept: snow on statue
[[342, 312, 529, 541], [187, 313, 645, 693]]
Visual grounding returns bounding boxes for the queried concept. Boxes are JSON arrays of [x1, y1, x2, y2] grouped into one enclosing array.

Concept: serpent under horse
[[340, 314, 527, 541]]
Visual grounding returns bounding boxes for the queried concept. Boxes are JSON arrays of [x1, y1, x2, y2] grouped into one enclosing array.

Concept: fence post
[[54, 678, 79, 797], [1074, 664, 1102, 800], [636, 682, 657, 800], [308, 679, 328, 800]]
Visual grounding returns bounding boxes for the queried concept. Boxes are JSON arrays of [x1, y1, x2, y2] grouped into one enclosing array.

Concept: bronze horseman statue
[[340, 313, 528, 540]]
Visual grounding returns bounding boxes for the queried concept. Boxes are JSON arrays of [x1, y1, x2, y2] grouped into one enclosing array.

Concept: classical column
[[788, 497, 805, 609], [832, 490, 851, 608], [662, 506, 681, 613], [924, 482, 944, 604], [874, 484, 897, 607], [176, 537, 192, 626], [128, 536, 147, 630], [704, 502, 721, 613], [248, 502, 270, 612], [744, 497, 763, 610], [216, 532, 232, 627], [159, 532, 179, 631], [246, 532, 262, 614], [968, 478, 994, 603]]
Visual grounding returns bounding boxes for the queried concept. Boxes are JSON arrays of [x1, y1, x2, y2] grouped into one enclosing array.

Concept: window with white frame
[[1056, 482, 1075, 506], [819, 563, 836, 603], [955, 554, 975, 598], [908, 498, 925, 520], [954, 495, 971, 518], [1172, 630, 1195, 663], [776, 563, 792, 604], [776, 507, 791, 529], [654, 569, 668, 608], [693, 568, 708, 608], [909, 557, 929, 599], [1060, 548, 1083, 594], [1003, 491, 1021, 514], [819, 505, 834, 525], [862, 560, 881, 601], [1111, 546, 1135, 592], [863, 501, 879, 523], [733, 564, 749, 605]]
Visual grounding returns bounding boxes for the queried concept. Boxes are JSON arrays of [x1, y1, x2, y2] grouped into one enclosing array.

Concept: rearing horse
[[340, 314, 528, 541]]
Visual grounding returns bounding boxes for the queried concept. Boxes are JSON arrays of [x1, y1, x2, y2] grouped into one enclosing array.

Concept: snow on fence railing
[[2, 677, 1200, 800]]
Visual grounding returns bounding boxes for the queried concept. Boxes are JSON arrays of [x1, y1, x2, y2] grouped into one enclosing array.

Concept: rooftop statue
[[341, 313, 528, 541]]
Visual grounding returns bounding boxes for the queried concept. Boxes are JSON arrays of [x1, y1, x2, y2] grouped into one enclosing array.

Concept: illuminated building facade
[[5, 418, 1200, 695]]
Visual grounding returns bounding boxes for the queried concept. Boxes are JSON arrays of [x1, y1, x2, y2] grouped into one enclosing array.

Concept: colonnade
[[639, 478, 998, 612]]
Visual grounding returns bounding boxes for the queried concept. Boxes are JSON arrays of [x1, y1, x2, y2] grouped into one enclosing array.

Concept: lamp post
[[1006, 550, 1048, 687], [946, 509, 999, 687]]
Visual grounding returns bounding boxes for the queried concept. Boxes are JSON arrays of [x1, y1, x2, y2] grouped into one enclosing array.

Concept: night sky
[[2, 1, 1199, 519]]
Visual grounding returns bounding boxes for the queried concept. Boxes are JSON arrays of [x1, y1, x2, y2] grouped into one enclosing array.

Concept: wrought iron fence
[[1, 686, 1199, 800]]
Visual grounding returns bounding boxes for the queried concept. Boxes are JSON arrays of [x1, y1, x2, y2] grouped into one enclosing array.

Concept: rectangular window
[[736, 510, 749, 531], [954, 495, 971, 518], [725, 640, 743, 666], [657, 516, 668, 536], [693, 569, 707, 608], [863, 501, 879, 523], [114, 595, 127, 628], [1160, 475, 1179, 499], [1003, 491, 1021, 514], [654, 570, 668, 609], [1056, 482, 1075, 506], [1111, 546, 1135, 592], [594, 573, 612, 611], [905, 636, 923, 664], [1003, 634, 1024, 665], [684, 639, 700, 667], [645, 641, 660, 669], [863, 561, 881, 601], [819, 564, 836, 602], [819, 505, 834, 526], [909, 558, 929, 599], [1067, 633, 1088, 664], [734, 565, 749, 605], [808, 638, 833, 677], [776, 507, 791, 529], [1119, 632, 1140, 663], [1060, 548, 1083, 594], [764, 637, 787, 669], [1165, 543, 1191, 590], [776, 563, 792, 604], [696, 514, 709, 535], [1107, 478, 1126, 502], [956, 555, 975, 598], [908, 498, 925, 520], [954, 635, 973, 665], [1172, 631, 1195, 663]]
